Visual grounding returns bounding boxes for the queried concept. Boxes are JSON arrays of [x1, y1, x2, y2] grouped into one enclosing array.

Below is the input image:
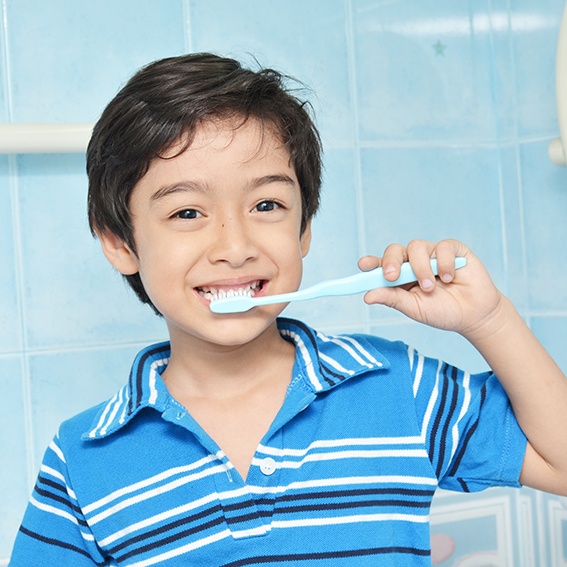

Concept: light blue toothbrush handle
[[335, 256, 467, 295], [210, 257, 467, 313]]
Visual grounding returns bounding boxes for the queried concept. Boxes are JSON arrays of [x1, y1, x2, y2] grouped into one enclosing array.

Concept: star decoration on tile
[[432, 40, 447, 56]]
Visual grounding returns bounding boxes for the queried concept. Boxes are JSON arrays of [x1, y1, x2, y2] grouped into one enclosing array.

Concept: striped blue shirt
[[10, 318, 526, 566]]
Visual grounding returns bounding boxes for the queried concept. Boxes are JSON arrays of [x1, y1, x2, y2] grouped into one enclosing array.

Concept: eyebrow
[[150, 174, 297, 204]]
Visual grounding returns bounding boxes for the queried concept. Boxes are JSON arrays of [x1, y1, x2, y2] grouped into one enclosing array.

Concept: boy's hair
[[87, 52, 322, 314]]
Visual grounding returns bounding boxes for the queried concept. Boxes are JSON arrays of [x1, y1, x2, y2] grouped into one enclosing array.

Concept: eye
[[254, 200, 281, 213], [173, 209, 202, 220]]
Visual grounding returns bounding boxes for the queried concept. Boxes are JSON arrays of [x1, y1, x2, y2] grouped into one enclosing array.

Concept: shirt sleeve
[[9, 435, 110, 567], [408, 346, 527, 493]]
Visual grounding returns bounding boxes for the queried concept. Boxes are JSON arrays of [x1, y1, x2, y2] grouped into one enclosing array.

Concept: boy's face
[[100, 118, 311, 350]]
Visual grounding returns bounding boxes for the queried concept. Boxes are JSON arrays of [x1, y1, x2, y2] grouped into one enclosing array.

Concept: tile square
[[7, 0, 186, 122], [352, 0, 498, 142], [359, 146, 506, 289], [520, 141, 567, 310], [17, 154, 167, 349]]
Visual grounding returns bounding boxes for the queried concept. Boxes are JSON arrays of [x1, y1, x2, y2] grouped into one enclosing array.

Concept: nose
[[207, 215, 259, 267]]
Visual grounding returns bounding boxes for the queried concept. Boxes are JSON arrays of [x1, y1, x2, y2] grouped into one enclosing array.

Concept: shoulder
[[57, 400, 111, 447]]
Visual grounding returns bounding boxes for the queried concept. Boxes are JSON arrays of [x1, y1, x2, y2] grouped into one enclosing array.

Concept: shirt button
[[259, 457, 277, 476]]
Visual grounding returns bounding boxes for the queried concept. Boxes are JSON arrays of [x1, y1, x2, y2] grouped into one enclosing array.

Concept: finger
[[380, 243, 408, 281], [358, 255, 381, 272], [434, 239, 461, 283], [406, 239, 438, 291]]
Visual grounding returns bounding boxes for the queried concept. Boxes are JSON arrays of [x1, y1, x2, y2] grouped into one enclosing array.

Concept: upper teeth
[[199, 282, 260, 302]]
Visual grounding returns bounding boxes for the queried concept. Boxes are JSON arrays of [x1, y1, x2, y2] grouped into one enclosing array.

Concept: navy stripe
[[19, 526, 109, 566], [116, 516, 226, 562], [132, 344, 168, 412], [447, 383, 488, 477], [436, 365, 459, 477], [108, 504, 223, 555], [278, 487, 436, 502], [428, 363, 449, 471], [221, 546, 430, 566]]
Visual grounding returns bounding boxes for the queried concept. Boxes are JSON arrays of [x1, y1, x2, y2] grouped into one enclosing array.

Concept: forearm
[[464, 295, 567, 492]]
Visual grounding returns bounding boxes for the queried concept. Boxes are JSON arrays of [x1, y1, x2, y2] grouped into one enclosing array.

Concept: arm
[[360, 239, 567, 495]]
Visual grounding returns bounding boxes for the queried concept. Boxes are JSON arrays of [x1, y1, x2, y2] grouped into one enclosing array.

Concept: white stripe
[[450, 371, 472, 462], [148, 357, 168, 405], [83, 454, 218, 514], [408, 345, 415, 372], [258, 436, 424, 457], [88, 392, 119, 438], [128, 530, 232, 567], [281, 330, 323, 391], [283, 475, 438, 491], [40, 464, 65, 484], [413, 352, 425, 397], [252, 449, 429, 471], [30, 495, 78, 525], [272, 512, 430, 529], [48, 440, 66, 464], [100, 385, 126, 436], [336, 335, 383, 367], [118, 389, 131, 424], [318, 352, 354, 376], [421, 359, 442, 438], [88, 464, 228, 525], [321, 336, 374, 369], [229, 524, 271, 539]]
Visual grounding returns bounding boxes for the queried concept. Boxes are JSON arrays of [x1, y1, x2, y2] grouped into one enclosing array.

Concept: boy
[[9, 53, 567, 566]]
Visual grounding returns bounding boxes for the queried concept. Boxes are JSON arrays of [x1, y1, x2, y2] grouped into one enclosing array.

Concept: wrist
[[461, 294, 522, 349]]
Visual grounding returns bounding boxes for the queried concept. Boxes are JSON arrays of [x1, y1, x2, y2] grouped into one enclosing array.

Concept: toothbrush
[[210, 257, 467, 314]]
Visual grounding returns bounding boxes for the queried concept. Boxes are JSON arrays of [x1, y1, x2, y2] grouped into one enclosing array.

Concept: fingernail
[[384, 265, 396, 275], [422, 279, 434, 290], [441, 273, 452, 283]]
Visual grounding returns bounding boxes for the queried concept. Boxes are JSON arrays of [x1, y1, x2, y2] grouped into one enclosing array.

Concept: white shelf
[[0, 123, 93, 154]]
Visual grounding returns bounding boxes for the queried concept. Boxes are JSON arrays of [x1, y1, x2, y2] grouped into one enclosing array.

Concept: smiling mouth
[[196, 280, 265, 302]]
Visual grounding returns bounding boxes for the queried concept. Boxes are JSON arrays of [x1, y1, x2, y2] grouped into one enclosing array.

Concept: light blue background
[[2, 0, 567, 564]]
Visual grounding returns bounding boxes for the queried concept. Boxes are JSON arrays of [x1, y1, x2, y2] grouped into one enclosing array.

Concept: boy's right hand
[[358, 239, 505, 343]]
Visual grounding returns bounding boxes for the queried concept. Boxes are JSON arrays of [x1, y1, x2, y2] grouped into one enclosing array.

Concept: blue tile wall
[[6, 0, 186, 122], [2, 0, 567, 564]]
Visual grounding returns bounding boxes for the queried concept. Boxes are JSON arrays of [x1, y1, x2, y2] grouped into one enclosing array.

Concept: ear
[[300, 218, 312, 258], [96, 230, 140, 275]]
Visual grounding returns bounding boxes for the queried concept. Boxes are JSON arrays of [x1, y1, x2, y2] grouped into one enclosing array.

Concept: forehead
[[164, 117, 289, 164], [130, 118, 297, 203]]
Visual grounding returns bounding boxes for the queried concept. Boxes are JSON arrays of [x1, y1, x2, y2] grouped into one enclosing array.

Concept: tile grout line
[[182, 0, 193, 54], [344, 0, 371, 335]]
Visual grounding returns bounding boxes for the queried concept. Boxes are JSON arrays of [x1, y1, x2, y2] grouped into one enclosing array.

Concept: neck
[[161, 321, 296, 401]]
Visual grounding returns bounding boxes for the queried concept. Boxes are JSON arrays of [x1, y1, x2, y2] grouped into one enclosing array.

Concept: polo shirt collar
[[83, 318, 390, 441]]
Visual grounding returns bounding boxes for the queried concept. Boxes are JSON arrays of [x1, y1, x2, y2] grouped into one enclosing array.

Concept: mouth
[[196, 280, 265, 303]]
